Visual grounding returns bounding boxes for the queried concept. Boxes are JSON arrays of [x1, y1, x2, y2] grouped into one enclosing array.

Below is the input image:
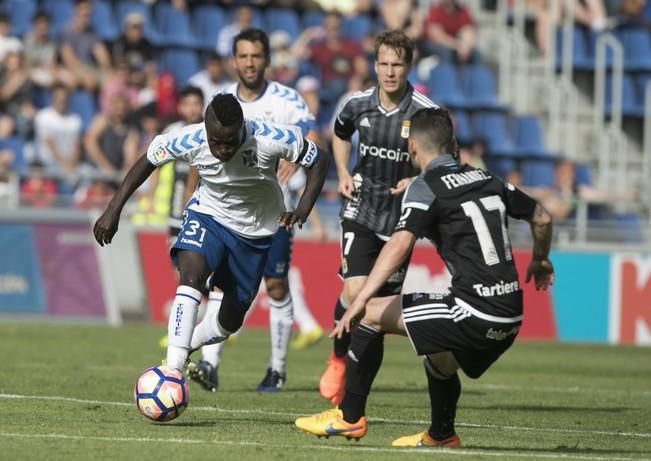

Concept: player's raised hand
[[93, 208, 121, 247], [525, 258, 554, 290], [278, 211, 306, 231], [331, 299, 366, 339], [338, 173, 355, 200], [390, 177, 414, 195], [277, 159, 298, 186]]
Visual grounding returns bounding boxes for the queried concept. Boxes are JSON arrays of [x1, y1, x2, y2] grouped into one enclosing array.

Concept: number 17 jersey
[[395, 155, 538, 319]]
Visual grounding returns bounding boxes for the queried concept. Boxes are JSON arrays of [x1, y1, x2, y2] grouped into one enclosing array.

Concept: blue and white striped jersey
[[147, 119, 318, 238]]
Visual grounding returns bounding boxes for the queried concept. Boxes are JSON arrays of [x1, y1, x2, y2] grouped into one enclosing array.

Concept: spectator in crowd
[[24, 12, 75, 89], [313, 0, 373, 14], [269, 31, 299, 86], [0, 48, 36, 139], [423, 0, 478, 63], [33, 84, 82, 177], [60, 0, 112, 91], [111, 12, 156, 89], [613, 0, 647, 25], [379, 0, 423, 41], [296, 75, 321, 121], [0, 13, 22, 64], [308, 11, 368, 103], [20, 161, 58, 208], [188, 53, 230, 109], [100, 60, 142, 115], [74, 178, 117, 210], [531, 0, 608, 55], [216, 6, 254, 58], [83, 93, 138, 178]]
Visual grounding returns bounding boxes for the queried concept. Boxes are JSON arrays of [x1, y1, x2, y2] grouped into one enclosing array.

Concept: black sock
[[333, 298, 350, 358], [340, 324, 384, 423], [425, 362, 461, 440]]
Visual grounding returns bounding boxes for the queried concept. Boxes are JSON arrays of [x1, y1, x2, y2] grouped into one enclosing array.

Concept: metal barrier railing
[[594, 33, 624, 189]]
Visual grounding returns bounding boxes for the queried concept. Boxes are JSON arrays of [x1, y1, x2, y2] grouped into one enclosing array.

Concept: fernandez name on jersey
[[396, 155, 538, 320]]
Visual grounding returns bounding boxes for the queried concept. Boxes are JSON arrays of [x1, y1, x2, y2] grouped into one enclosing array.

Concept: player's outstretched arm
[[525, 203, 554, 290], [93, 155, 156, 246], [332, 135, 354, 199], [279, 146, 330, 230]]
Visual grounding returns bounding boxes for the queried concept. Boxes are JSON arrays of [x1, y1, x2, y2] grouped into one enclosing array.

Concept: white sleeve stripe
[[412, 93, 437, 108], [403, 202, 430, 211]]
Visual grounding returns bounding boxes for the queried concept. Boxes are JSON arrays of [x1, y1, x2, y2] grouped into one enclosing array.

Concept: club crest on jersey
[[401, 120, 411, 139], [341, 258, 348, 275], [241, 149, 258, 168], [152, 146, 167, 163]]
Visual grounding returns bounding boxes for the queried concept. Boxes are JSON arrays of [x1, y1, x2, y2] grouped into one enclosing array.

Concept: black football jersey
[[395, 155, 538, 318], [334, 83, 437, 236]]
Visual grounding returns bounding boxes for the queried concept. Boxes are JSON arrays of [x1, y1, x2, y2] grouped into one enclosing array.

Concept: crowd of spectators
[[0, 0, 641, 229]]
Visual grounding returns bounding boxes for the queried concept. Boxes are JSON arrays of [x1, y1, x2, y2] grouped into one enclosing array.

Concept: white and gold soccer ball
[[134, 366, 189, 422]]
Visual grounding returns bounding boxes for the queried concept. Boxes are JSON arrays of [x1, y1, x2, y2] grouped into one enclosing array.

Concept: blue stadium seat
[[116, 1, 160, 45], [91, 0, 119, 41], [646, 0, 651, 21], [460, 63, 502, 110], [5, 0, 37, 37], [617, 27, 651, 72], [605, 73, 642, 117], [160, 49, 200, 88], [154, 2, 196, 48], [428, 63, 469, 109], [513, 115, 552, 158], [41, 0, 74, 38], [0, 136, 26, 172], [574, 162, 592, 186], [483, 156, 517, 179], [613, 212, 643, 243], [521, 158, 556, 187], [68, 90, 97, 132], [192, 5, 226, 52], [265, 8, 300, 41], [341, 15, 372, 41], [555, 26, 594, 71], [302, 10, 324, 28], [472, 112, 516, 156], [451, 110, 473, 146], [31, 86, 51, 109]]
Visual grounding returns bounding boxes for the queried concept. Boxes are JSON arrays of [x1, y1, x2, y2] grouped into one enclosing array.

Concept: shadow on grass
[[155, 420, 219, 427], [471, 444, 651, 456], [463, 404, 632, 413]]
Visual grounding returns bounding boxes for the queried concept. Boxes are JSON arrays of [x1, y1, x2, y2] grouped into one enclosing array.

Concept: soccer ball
[[134, 366, 189, 422]]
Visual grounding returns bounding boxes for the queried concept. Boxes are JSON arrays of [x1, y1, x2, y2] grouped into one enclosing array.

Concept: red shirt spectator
[[426, 1, 474, 38], [310, 39, 364, 84]]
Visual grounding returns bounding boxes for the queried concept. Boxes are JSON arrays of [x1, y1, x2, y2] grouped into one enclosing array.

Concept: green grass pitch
[[0, 323, 650, 460]]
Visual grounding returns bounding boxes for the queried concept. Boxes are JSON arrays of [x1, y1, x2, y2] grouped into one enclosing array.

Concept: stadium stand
[[0, 0, 644, 244]]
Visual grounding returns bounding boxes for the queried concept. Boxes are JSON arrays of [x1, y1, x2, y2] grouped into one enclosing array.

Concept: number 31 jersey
[[395, 155, 538, 318]]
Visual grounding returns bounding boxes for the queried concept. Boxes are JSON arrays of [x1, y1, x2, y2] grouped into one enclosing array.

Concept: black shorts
[[339, 220, 410, 296], [401, 292, 522, 379]]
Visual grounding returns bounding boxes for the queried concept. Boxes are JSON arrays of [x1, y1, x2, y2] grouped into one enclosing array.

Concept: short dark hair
[[374, 30, 415, 66], [410, 107, 456, 154], [232, 28, 270, 60], [33, 11, 50, 23], [209, 93, 243, 127], [179, 85, 204, 104]]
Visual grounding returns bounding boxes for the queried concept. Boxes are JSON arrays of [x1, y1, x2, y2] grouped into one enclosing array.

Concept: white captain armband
[[296, 139, 319, 168]]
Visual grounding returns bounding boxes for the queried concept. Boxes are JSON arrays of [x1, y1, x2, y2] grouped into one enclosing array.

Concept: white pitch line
[[1, 393, 650, 440], [0, 432, 649, 461]]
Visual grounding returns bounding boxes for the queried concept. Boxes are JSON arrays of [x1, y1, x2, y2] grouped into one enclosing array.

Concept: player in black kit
[[297, 107, 554, 447], [319, 30, 438, 405]]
